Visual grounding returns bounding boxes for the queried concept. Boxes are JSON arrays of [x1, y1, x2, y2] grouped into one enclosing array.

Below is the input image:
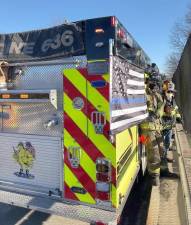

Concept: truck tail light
[[96, 190, 110, 201], [96, 172, 110, 182], [96, 158, 111, 201], [96, 182, 110, 201]]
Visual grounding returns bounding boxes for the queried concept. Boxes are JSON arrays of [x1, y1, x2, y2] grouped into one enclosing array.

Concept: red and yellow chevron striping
[[63, 68, 116, 207], [78, 68, 109, 101], [64, 76, 110, 139], [64, 112, 116, 186], [64, 182, 78, 201], [64, 147, 96, 199]]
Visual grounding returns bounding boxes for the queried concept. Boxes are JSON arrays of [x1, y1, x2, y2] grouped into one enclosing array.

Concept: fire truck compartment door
[[0, 133, 62, 196]]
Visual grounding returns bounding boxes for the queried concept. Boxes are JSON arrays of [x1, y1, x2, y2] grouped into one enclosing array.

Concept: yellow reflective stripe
[[64, 129, 96, 182], [88, 59, 107, 63], [64, 93, 115, 167], [64, 69, 86, 96], [102, 74, 109, 82], [111, 184, 117, 207], [64, 69, 109, 121], [87, 81, 109, 121], [65, 164, 96, 204]]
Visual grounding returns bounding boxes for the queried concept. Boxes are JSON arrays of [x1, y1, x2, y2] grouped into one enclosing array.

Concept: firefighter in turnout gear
[[141, 74, 164, 186], [161, 104, 176, 162], [163, 81, 181, 121], [161, 81, 181, 154]]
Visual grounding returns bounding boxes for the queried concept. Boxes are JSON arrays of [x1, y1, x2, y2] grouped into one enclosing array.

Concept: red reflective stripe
[[64, 182, 78, 201], [64, 76, 110, 139], [64, 112, 116, 187], [64, 147, 96, 199], [78, 68, 109, 101]]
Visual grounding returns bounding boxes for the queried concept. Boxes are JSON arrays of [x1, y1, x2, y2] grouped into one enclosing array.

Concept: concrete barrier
[[175, 124, 191, 225], [173, 35, 191, 134]]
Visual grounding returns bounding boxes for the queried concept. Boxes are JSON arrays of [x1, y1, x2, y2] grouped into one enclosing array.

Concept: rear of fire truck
[[0, 16, 148, 225]]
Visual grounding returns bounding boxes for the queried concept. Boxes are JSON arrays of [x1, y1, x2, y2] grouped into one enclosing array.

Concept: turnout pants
[[142, 130, 162, 177]]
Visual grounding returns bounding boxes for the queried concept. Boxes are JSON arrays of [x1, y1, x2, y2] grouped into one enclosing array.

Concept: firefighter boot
[[151, 172, 160, 186], [160, 169, 179, 179], [26, 169, 29, 177], [19, 168, 23, 175]]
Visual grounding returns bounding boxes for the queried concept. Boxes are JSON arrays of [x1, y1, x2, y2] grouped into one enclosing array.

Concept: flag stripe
[[128, 75, 144, 82], [127, 79, 145, 86], [112, 105, 147, 117], [129, 69, 144, 78], [112, 110, 147, 123], [127, 84, 145, 90], [126, 89, 145, 95], [111, 114, 148, 130]]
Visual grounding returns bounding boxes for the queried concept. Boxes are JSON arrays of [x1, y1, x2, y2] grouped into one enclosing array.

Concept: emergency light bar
[[0, 89, 57, 108]]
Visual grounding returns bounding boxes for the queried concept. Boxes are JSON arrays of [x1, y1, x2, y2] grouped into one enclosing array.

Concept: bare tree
[[166, 5, 191, 75], [185, 5, 191, 25], [166, 53, 180, 75], [170, 21, 188, 52]]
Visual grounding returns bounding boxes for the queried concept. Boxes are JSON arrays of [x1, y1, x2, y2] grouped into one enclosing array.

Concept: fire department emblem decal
[[13, 142, 36, 179], [72, 97, 84, 110]]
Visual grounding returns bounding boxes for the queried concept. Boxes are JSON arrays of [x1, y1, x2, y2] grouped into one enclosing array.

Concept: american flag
[[110, 56, 148, 134]]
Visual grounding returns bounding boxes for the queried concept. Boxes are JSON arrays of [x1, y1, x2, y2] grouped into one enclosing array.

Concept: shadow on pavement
[[120, 172, 152, 225]]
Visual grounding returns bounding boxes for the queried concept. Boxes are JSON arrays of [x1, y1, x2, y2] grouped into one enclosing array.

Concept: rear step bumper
[[0, 188, 117, 224]]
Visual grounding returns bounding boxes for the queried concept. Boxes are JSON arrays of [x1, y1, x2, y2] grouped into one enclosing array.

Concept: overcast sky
[[0, 0, 190, 72]]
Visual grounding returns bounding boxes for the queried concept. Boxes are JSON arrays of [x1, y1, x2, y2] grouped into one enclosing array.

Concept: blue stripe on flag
[[111, 97, 146, 105]]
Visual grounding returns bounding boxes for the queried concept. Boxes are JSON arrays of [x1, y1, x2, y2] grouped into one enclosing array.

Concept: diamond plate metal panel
[[1, 102, 62, 136], [13, 56, 87, 92], [0, 56, 87, 137], [0, 189, 117, 224]]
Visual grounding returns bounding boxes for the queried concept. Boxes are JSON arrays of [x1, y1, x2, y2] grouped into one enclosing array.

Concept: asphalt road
[[0, 174, 151, 225], [0, 203, 88, 225]]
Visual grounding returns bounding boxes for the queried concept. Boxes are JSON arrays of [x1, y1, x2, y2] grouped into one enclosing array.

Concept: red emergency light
[[111, 16, 116, 27]]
